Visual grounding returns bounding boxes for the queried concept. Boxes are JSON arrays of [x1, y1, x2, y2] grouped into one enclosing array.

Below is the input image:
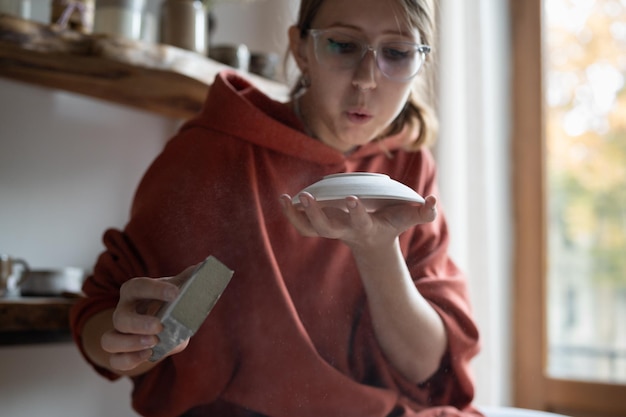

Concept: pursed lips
[[345, 107, 373, 124]]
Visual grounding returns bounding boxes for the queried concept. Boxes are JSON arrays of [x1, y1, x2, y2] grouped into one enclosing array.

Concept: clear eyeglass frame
[[308, 28, 431, 82]]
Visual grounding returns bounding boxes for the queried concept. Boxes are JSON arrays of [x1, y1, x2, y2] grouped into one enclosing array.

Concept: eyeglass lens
[[311, 30, 428, 81]]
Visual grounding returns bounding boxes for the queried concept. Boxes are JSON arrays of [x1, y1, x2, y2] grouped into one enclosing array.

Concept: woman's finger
[[345, 196, 372, 230], [119, 277, 179, 304], [297, 193, 350, 238], [420, 195, 438, 222], [279, 194, 319, 237], [113, 278, 178, 335], [101, 331, 158, 354], [108, 350, 154, 371]]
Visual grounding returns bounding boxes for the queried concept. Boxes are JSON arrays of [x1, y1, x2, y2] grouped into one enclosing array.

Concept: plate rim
[[292, 193, 425, 205]]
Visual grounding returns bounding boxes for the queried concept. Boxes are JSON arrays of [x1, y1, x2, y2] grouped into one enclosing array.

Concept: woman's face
[[290, 0, 422, 153]]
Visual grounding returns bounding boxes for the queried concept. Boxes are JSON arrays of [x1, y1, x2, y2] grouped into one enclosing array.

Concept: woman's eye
[[327, 38, 359, 54], [382, 45, 414, 61]]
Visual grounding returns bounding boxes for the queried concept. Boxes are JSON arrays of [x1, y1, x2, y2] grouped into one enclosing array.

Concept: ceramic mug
[[0, 254, 30, 297], [208, 44, 250, 72]]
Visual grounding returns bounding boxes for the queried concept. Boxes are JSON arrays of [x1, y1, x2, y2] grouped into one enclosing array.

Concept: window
[[512, 0, 626, 416]]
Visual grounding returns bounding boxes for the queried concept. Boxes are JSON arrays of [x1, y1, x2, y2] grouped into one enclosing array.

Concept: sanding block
[[149, 256, 234, 362]]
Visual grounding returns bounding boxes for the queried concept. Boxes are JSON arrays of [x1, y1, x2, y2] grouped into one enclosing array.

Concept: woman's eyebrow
[[320, 24, 418, 41]]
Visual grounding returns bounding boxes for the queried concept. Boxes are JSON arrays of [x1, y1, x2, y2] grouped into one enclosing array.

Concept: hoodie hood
[[183, 71, 411, 165]]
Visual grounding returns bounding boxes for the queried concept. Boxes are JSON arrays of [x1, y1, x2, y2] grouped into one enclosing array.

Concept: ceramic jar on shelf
[[0, 0, 32, 19], [0, 254, 29, 298], [93, 0, 154, 42], [159, 0, 208, 55]]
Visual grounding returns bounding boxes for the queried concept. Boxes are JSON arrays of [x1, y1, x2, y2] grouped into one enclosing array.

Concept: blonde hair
[[288, 0, 439, 150]]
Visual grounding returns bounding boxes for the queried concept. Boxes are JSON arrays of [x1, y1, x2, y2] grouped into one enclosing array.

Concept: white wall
[[208, 0, 298, 55], [0, 343, 138, 417], [0, 78, 175, 417]]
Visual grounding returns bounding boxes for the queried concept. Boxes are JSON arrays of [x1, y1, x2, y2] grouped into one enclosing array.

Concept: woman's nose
[[352, 48, 378, 91]]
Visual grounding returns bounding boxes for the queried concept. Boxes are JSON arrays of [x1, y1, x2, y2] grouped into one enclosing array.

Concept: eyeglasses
[[308, 28, 431, 82]]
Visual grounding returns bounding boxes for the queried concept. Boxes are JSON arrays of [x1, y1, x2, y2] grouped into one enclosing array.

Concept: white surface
[[481, 406, 570, 417]]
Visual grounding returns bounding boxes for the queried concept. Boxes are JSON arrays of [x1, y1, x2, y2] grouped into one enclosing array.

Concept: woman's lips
[[346, 110, 373, 124]]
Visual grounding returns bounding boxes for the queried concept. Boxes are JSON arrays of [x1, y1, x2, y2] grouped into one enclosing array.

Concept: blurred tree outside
[[545, 0, 626, 383]]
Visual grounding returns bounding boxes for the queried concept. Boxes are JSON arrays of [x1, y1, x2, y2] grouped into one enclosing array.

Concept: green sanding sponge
[[149, 256, 234, 362]]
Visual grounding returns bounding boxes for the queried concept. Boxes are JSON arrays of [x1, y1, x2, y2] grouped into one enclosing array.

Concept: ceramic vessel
[[0, 0, 32, 19], [292, 173, 425, 212], [19, 267, 86, 297], [93, 0, 148, 41], [159, 0, 207, 54], [0, 254, 29, 297], [209, 44, 250, 71]]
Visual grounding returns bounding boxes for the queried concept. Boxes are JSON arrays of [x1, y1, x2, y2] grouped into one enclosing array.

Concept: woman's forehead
[[311, 0, 421, 40]]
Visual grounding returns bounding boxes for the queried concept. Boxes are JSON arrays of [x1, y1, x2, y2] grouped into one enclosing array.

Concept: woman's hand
[[96, 266, 196, 374], [279, 192, 446, 383], [279, 192, 437, 249]]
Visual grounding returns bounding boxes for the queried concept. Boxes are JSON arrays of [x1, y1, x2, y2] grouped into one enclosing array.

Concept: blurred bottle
[[159, 0, 207, 55]]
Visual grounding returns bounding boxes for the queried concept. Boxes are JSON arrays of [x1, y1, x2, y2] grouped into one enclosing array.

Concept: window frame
[[511, 0, 626, 416]]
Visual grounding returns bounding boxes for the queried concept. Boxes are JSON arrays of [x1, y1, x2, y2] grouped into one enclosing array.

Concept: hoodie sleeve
[[348, 149, 481, 414]]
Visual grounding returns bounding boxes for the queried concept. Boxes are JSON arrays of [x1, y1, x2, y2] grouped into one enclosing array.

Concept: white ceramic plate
[[292, 173, 425, 212]]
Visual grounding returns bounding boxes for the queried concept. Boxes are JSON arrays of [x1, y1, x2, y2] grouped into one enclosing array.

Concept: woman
[[71, 0, 482, 416]]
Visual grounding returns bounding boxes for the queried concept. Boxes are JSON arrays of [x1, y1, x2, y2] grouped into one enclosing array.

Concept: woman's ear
[[288, 25, 309, 73]]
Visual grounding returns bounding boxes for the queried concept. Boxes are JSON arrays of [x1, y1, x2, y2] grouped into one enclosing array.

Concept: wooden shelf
[[0, 14, 288, 119], [0, 296, 77, 344], [0, 297, 76, 333]]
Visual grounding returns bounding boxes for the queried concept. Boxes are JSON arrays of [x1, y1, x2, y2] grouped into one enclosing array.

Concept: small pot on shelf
[[159, 0, 208, 55], [19, 267, 86, 297]]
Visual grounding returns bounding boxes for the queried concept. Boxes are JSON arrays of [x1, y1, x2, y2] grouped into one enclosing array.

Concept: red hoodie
[[70, 71, 482, 417]]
